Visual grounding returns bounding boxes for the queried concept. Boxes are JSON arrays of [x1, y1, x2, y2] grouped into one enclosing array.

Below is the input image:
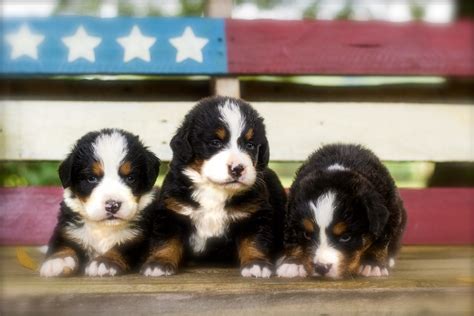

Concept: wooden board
[[227, 20, 474, 76], [1, 100, 472, 161], [2, 17, 227, 75], [0, 187, 472, 245], [1, 246, 473, 314], [2, 18, 473, 76]]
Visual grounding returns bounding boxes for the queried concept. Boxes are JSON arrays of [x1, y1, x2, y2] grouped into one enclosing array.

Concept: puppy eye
[[339, 234, 352, 243], [87, 176, 98, 184], [125, 175, 136, 184], [209, 139, 223, 148], [303, 231, 312, 240], [245, 142, 256, 150]]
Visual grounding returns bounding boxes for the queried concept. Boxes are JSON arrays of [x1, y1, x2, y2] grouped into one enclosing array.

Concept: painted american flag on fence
[[1, 17, 227, 74]]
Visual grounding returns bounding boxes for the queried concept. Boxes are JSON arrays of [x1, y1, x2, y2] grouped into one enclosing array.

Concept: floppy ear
[[58, 155, 73, 188], [256, 136, 270, 169], [170, 124, 193, 165], [145, 150, 160, 190], [361, 191, 390, 237]]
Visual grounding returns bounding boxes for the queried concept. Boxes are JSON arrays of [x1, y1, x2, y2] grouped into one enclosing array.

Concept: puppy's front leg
[[85, 249, 130, 277], [141, 237, 184, 277], [237, 213, 274, 278], [276, 246, 311, 278], [238, 236, 273, 278], [40, 231, 83, 277]]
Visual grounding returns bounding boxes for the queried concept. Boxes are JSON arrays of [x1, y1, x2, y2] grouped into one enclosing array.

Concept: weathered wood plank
[[2, 18, 473, 76], [0, 101, 471, 161], [227, 20, 474, 76], [0, 187, 472, 245], [1, 246, 472, 315]]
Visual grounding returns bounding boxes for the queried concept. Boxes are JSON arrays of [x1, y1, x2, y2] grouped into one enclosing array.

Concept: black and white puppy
[[142, 96, 286, 278], [40, 128, 160, 277], [277, 144, 406, 279]]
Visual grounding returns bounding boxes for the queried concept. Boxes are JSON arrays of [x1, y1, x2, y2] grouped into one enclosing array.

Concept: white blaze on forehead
[[309, 191, 342, 278], [92, 131, 128, 175], [310, 191, 336, 230], [327, 163, 349, 171], [218, 100, 245, 148]]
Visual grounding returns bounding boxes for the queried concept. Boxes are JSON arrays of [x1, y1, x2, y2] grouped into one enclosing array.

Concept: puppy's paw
[[141, 261, 177, 277], [85, 258, 122, 277], [40, 256, 77, 277], [276, 263, 308, 278], [241, 261, 272, 278], [358, 264, 389, 277]]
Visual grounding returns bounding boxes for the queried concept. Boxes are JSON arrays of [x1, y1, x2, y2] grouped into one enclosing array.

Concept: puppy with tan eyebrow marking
[[40, 129, 160, 277], [142, 96, 286, 278], [277, 144, 406, 279]]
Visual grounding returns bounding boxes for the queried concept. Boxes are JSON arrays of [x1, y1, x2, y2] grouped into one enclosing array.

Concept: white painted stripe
[[0, 101, 471, 161]]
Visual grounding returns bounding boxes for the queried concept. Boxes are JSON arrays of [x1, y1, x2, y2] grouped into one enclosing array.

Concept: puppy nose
[[314, 263, 332, 276], [105, 200, 121, 214], [228, 164, 245, 178]]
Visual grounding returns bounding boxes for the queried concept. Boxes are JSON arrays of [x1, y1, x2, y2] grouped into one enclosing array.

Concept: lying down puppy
[[277, 144, 407, 279]]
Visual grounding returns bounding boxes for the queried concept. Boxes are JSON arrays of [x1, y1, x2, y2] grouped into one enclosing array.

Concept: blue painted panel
[[1, 17, 227, 75]]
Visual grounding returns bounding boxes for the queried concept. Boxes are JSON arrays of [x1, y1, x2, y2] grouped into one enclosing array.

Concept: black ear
[[362, 191, 390, 237], [170, 124, 193, 165], [257, 136, 270, 169], [58, 155, 73, 188], [145, 150, 160, 190]]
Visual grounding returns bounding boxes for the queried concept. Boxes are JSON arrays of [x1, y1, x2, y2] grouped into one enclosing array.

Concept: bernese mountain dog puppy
[[141, 96, 286, 278], [40, 129, 160, 277], [277, 144, 406, 279]]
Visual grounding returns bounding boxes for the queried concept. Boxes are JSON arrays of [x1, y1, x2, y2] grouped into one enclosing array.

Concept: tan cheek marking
[[188, 159, 203, 173], [244, 128, 254, 141], [77, 195, 89, 203], [119, 161, 132, 176], [92, 161, 104, 177], [216, 128, 226, 141], [333, 222, 347, 236], [303, 219, 315, 233], [342, 249, 363, 275], [238, 237, 268, 266]]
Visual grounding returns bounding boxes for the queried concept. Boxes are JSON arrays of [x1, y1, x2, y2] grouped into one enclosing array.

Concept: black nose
[[105, 200, 121, 214], [314, 263, 332, 276], [229, 164, 244, 178]]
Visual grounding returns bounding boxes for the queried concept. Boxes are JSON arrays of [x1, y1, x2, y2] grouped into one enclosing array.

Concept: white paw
[[276, 263, 307, 278], [389, 258, 395, 268], [40, 256, 76, 277], [358, 264, 389, 277], [241, 264, 272, 278], [143, 266, 173, 277], [85, 261, 117, 277]]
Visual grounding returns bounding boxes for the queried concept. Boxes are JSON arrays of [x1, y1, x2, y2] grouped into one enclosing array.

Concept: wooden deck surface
[[1, 246, 473, 315]]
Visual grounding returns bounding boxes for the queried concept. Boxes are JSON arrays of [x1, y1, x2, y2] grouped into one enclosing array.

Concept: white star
[[62, 25, 102, 63], [5, 24, 45, 60], [169, 27, 209, 63], [116, 26, 156, 63]]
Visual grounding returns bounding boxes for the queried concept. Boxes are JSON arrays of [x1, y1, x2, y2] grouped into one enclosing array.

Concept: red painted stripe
[[0, 187, 472, 245], [226, 20, 474, 76]]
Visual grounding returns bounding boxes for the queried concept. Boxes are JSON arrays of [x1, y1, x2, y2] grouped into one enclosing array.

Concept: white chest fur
[[179, 183, 249, 254], [65, 221, 140, 256]]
